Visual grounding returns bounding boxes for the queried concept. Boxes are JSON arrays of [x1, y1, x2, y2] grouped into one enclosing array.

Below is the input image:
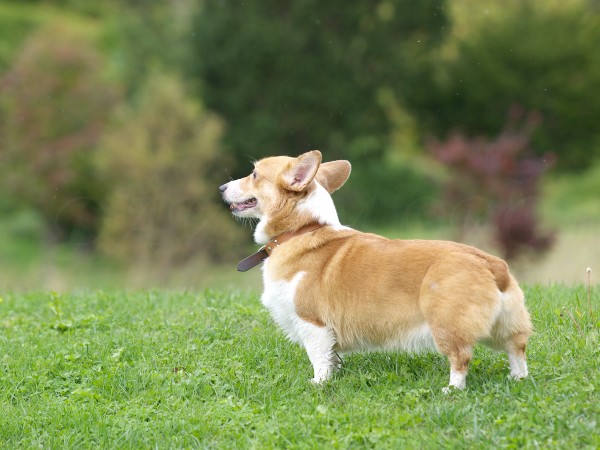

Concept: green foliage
[[0, 287, 598, 447], [97, 72, 244, 269], [1, 0, 599, 275], [0, 0, 121, 18], [335, 158, 440, 227], [190, 0, 448, 175], [102, 0, 194, 95], [427, 4, 600, 171], [0, 3, 41, 72], [0, 24, 119, 238]]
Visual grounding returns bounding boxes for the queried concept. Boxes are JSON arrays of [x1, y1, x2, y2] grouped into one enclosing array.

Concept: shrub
[[426, 4, 600, 171], [189, 0, 448, 175], [0, 3, 41, 72], [335, 158, 440, 228], [97, 72, 244, 269], [104, 0, 194, 95], [0, 24, 119, 238], [429, 108, 555, 260]]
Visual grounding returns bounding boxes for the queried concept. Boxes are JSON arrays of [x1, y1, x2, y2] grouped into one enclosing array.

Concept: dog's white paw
[[445, 370, 467, 392], [310, 375, 331, 385], [310, 366, 335, 384], [442, 385, 465, 394], [509, 370, 528, 380], [508, 355, 528, 380]]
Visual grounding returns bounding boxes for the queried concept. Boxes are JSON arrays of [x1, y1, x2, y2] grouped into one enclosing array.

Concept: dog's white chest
[[261, 266, 307, 343]]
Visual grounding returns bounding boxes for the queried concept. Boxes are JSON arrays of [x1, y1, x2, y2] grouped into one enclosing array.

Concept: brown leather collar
[[237, 223, 324, 272]]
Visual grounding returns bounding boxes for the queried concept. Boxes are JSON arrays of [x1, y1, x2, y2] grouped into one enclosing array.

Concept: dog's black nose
[[219, 183, 228, 193]]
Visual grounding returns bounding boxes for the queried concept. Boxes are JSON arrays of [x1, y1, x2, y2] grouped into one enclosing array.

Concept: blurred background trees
[[0, 0, 598, 287], [423, 1, 600, 172], [0, 24, 119, 240], [190, 0, 447, 165], [189, 0, 448, 226], [429, 108, 555, 260], [97, 72, 243, 271]]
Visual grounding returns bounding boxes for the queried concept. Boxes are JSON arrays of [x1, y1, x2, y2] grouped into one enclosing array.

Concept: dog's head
[[220, 150, 351, 244]]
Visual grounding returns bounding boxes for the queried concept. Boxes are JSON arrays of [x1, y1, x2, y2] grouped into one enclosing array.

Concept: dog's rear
[[221, 150, 532, 390]]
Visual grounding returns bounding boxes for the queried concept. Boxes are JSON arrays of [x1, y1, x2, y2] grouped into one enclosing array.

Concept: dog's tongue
[[230, 198, 257, 211]]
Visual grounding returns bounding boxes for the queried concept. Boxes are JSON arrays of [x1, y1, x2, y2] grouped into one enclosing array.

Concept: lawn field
[[1, 286, 598, 449]]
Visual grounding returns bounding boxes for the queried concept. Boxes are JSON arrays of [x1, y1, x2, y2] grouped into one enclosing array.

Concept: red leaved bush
[[429, 107, 555, 260]]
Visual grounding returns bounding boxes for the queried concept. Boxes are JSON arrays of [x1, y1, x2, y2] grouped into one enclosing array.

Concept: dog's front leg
[[297, 321, 338, 383]]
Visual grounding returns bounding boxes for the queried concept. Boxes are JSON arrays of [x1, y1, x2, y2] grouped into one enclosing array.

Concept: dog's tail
[[485, 255, 511, 292]]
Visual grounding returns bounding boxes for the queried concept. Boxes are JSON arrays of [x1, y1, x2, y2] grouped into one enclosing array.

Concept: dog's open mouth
[[230, 198, 257, 213]]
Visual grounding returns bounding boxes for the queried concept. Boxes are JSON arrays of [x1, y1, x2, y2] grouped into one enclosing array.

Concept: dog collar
[[237, 223, 325, 272]]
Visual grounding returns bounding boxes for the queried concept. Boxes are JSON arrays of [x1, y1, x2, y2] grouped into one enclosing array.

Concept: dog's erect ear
[[316, 160, 351, 193], [280, 150, 322, 192]]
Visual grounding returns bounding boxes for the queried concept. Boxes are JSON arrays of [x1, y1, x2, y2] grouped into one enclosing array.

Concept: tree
[[105, 0, 194, 96], [0, 24, 119, 238], [189, 0, 448, 177], [424, 4, 600, 171], [97, 72, 244, 269]]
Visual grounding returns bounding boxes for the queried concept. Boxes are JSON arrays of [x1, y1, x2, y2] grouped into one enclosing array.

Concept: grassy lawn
[[1, 286, 598, 448]]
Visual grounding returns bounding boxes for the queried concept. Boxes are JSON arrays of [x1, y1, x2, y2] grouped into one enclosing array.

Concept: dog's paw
[[310, 367, 334, 384], [442, 384, 465, 394], [310, 376, 330, 385], [508, 370, 528, 380]]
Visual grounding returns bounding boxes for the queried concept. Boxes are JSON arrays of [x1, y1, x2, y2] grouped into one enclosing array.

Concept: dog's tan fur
[[220, 150, 532, 390]]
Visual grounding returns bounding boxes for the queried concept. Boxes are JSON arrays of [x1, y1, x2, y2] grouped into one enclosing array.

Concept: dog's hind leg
[[297, 321, 339, 383], [437, 341, 473, 392], [506, 335, 529, 379], [488, 327, 529, 380], [489, 286, 532, 380], [420, 259, 504, 391]]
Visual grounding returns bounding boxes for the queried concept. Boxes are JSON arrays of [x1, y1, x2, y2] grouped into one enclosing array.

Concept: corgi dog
[[219, 150, 532, 390]]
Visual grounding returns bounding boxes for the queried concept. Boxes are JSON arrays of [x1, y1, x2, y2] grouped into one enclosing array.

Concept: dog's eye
[[252, 171, 257, 179]]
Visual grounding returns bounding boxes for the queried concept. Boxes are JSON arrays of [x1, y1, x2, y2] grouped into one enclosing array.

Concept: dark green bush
[[335, 157, 440, 227], [425, 4, 600, 171], [189, 0, 448, 177], [102, 0, 194, 96]]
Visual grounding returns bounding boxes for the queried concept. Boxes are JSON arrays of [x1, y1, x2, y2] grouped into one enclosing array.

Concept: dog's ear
[[316, 160, 351, 193], [280, 150, 322, 192]]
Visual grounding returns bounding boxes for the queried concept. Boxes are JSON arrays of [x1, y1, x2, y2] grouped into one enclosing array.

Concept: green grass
[[1, 286, 598, 448]]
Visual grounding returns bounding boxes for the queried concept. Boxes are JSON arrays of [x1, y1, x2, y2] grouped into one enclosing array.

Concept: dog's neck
[[254, 181, 340, 244], [263, 223, 325, 255], [238, 222, 325, 272]]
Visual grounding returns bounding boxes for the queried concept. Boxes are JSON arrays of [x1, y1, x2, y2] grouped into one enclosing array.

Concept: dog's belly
[[341, 323, 437, 354]]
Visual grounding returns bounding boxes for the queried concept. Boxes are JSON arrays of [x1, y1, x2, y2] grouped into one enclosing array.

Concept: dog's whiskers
[[234, 216, 258, 230]]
